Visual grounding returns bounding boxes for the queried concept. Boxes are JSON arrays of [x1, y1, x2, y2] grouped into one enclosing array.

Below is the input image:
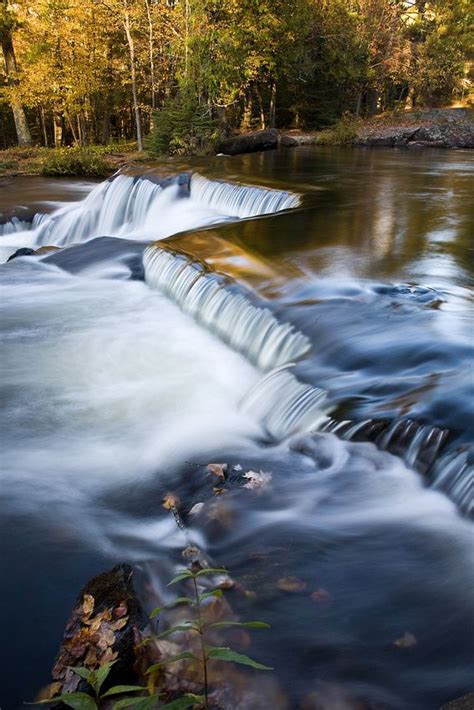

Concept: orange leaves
[[207, 463, 228, 481], [52, 594, 130, 692]]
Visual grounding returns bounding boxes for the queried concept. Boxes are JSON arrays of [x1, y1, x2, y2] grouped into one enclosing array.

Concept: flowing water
[[0, 149, 473, 709]]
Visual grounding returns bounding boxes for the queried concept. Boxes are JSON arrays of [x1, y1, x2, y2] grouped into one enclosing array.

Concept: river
[[0, 147, 473, 709]]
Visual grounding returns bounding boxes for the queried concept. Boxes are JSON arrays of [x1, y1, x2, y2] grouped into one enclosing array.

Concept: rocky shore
[[280, 107, 473, 150]]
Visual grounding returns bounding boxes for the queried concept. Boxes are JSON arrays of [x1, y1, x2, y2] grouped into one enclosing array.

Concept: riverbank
[[0, 142, 150, 179], [283, 107, 473, 149], [0, 108, 472, 180]]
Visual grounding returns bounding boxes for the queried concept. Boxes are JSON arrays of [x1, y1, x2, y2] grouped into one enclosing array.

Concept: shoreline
[[0, 108, 472, 180]]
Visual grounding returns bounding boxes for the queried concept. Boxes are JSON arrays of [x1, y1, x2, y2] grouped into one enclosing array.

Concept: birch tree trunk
[[123, 0, 143, 151]]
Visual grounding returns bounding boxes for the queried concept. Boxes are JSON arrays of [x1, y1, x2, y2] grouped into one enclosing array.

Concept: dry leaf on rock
[[163, 492, 180, 510], [82, 594, 95, 617], [208, 463, 228, 480], [242, 470, 272, 490], [114, 601, 128, 618]]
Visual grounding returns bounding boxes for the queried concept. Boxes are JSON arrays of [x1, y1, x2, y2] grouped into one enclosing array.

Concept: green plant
[[32, 661, 149, 709], [315, 112, 361, 145], [31, 564, 270, 709], [40, 147, 108, 177], [147, 92, 221, 157], [145, 564, 272, 709]]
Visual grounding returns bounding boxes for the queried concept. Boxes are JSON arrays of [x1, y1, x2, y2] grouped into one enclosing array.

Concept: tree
[[0, 0, 32, 145]]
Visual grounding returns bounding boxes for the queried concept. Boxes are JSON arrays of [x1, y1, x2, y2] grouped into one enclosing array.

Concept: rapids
[[1, 148, 473, 709]]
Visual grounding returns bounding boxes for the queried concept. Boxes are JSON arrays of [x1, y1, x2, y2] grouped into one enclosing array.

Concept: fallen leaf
[[110, 617, 128, 631], [114, 601, 128, 618], [394, 631, 417, 648], [84, 647, 99, 667], [277, 577, 307, 593], [242, 470, 272, 490], [97, 628, 116, 650], [311, 588, 331, 604], [213, 486, 226, 496], [36, 682, 62, 701], [208, 463, 228, 480], [163, 493, 180, 510], [101, 648, 118, 664], [82, 594, 95, 618]]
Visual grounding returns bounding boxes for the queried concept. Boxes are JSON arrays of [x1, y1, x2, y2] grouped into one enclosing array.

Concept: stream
[[0, 147, 473, 709]]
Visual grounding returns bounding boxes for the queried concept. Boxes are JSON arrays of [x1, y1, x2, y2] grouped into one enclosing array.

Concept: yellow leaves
[[82, 593, 94, 617], [162, 492, 180, 510], [52, 593, 130, 690]]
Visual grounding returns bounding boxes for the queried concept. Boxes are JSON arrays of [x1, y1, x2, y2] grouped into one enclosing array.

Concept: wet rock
[[48, 563, 147, 697], [440, 693, 474, 710], [281, 133, 316, 147], [216, 128, 279, 156], [7, 247, 37, 261]]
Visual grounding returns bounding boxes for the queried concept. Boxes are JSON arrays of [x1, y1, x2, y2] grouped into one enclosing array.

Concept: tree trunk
[[255, 86, 266, 129], [268, 81, 276, 128], [123, 2, 143, 151], [0, 28, 32, 146], [144, 0, 156, 111], [40, 107, 48, 146], [54, 113, 64, 147]]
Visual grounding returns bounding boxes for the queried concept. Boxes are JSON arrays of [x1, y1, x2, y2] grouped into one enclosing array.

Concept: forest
[[0, 0, 472, 151]]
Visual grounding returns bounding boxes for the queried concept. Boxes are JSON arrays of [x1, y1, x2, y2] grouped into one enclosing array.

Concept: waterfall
[[143, 246, 310, 370], [189, 174, 301, 218], [0, 216, 33, 236], [143, 245, 331, 439], [240, 366, 329, 440], [321, 417, 472, 516], [0, 173, 301, 254], [431, 450, 473, 516]]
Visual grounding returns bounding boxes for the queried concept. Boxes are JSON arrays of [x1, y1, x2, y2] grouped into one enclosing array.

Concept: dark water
[[0, 148, 473, 709]]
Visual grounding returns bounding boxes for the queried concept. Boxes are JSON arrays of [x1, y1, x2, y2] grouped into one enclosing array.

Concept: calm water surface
[[0, 148, 473, 709]]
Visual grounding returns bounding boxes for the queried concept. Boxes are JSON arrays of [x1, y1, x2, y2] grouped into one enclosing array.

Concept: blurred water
[[0, 148, 473, 709]]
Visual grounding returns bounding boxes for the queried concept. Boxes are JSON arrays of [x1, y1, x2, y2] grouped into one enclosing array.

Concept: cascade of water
[[0, 216, 33, 236], [143, 245, 331, 440], [143, 246, 311, 370], [0, 173, 301, 256], [321, 416, 472, 515], [189, 174, 301, 218], [239, 365, 330, 440], [431, 450, 473, 516]]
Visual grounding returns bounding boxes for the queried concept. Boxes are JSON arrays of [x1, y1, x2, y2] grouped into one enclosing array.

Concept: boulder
[[42, 563, 148, 700], [7, 247, 37, 262], [216, 128, 279, 156]]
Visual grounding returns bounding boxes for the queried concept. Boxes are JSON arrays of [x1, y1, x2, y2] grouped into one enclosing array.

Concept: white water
[[143, 246, 310, 370], [0, 258, 262, 517], [0, 172, 300, 261]]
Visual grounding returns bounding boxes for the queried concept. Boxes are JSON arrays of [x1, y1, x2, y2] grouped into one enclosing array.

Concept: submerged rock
[[7, 247, 37, 261], [216, 128, 279, 156]]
